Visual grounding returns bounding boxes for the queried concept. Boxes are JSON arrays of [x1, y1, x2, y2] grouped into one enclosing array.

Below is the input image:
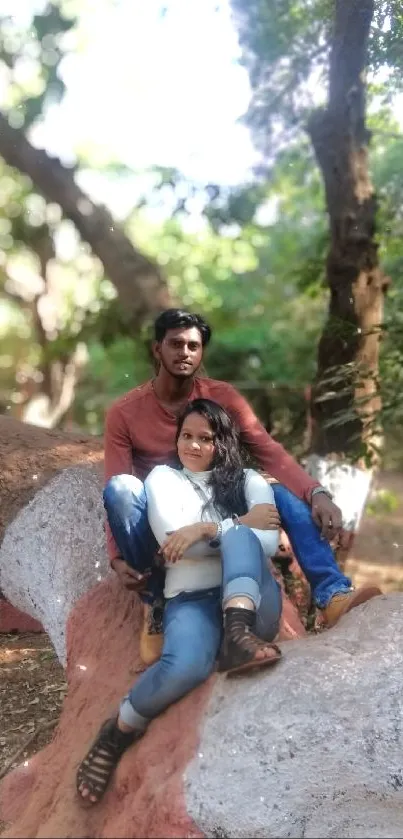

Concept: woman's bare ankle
[[225, 596, 255, 611], [117, 716, 135, 733]]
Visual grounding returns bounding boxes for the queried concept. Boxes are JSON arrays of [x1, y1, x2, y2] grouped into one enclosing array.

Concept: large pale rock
[[0, 466, 109, 662], [0, 584, 399, 839], [186, 592, 403, 839], [0, 416, 103, 633], [0, 416, 103, 547]]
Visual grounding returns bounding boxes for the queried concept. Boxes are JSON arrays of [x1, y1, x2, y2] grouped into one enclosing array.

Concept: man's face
[[153, 327, 204, 379]]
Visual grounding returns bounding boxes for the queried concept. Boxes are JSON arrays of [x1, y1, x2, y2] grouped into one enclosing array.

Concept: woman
[[77, 399, 282, 805]]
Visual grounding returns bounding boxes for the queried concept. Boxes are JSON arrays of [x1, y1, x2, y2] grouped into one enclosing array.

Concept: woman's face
[[177, 412, 215, 472]]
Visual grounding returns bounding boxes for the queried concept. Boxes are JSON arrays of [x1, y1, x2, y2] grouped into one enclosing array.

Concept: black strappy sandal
[[218, 607, 282, 676], [76, 718, 142, 806]]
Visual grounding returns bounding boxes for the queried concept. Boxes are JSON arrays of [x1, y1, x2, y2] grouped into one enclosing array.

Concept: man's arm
[[221, 384, 320, 503], [104, 403, 134, 565]]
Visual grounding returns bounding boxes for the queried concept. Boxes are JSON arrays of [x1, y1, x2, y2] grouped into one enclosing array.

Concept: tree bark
[[0, 112, 172, 328], [307, 0, 389, 460]]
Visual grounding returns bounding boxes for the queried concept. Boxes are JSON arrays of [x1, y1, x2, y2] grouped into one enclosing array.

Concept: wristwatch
[[209, 520, 223, 548], [311, 486, 333, 501]]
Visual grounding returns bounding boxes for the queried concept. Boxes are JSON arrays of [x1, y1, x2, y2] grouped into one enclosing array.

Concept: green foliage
[[231, 0, 403, 151], [366, 487, 400, 517], [0, 3, 75, 128], [1, 0, 403, 473]]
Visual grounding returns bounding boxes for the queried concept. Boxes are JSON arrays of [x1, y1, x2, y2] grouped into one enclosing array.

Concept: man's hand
[[111, 557, 151, 592], [240, 503, 280, 531], [311, 492, 345, 544], [159, 523, 207, 564]]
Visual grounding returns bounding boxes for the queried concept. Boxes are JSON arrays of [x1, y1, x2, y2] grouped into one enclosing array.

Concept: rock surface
[[186, 592, 403, 839], [0, 578, 208, 839], [0, 466, 109, 663], [0, 585, 399, 838], [0, 416, 103, 633], [0, 416, 103, 548], [0, 600, 42, 633]]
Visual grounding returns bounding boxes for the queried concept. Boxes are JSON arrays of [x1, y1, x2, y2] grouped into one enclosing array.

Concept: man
[[104, 309, 381, 663]]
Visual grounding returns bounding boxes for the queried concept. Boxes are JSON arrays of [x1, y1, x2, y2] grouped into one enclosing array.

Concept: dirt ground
[[0, 634, 66, 785], [1, 468, 403, 810], [345, 470, 403, 591]]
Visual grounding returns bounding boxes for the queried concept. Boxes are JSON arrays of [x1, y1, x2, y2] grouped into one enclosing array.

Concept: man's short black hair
[[154, 309, 212, 347]]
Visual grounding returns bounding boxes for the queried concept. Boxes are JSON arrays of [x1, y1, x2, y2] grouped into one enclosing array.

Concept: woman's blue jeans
[[118, 524, 282, 730], [103, 474, 352, 609]]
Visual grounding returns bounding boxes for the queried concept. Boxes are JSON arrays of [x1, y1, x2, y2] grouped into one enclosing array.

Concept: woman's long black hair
[[176, 398, 248, 517]]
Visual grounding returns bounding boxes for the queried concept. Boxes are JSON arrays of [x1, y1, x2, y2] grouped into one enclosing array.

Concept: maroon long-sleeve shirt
[[104, 377, 320, 563]]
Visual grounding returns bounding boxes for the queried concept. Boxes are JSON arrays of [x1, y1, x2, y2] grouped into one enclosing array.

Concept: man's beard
[[159, 357, 201, 379]]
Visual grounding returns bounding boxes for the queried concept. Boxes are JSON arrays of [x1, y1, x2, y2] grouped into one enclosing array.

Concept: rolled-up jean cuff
[[223, 576, 261, 609], [119, 697, 149, 731]]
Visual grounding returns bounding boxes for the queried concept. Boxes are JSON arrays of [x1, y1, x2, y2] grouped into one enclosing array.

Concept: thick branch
[[0, 113, 172, 326]]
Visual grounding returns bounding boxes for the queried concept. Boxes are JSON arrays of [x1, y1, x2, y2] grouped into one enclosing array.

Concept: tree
[[0, 4, 172, 328], [231, 0, 403, 462], [307, 0, 388, 460], [0, 3, 172, 426], [0, 115, 172, 327]]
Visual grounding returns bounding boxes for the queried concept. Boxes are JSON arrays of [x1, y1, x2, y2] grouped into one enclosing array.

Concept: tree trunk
[[307, 0, 388, 462], [0, 113, 173, 328], [305, 0, 389, 548]]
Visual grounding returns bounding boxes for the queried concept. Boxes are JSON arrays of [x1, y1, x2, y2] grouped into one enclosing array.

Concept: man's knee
[[272, 484, 312, 524], [103, 474, 144, 510]]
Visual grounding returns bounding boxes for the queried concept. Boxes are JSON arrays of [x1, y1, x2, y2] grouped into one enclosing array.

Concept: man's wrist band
[[311, 486, 333, 501]]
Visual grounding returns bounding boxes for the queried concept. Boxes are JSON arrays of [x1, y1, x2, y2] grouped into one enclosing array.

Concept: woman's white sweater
[[144, 465, 279, 599]]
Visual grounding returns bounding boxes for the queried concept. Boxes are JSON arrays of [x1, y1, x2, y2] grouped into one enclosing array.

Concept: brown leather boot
[[218, 607, 281, 675], [139, 600, 164, 666], [321, 586, 382, 628]]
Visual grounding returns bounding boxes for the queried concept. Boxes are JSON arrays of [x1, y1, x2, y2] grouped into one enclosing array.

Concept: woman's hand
[[159, 522, 215, 564], [239, 503, 280, 531]]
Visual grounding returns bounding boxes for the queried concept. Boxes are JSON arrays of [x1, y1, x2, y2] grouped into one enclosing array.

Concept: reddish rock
[[0, 578, 305, 838], [0, 600, 43, 634], [279, 596, 307, 639]]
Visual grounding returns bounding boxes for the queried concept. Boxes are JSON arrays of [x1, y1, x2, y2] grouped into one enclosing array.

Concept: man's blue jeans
[[118, 524, 282, 730], [103, 475, 352, 609]]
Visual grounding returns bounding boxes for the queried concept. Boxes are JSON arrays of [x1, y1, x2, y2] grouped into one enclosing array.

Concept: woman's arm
[[236, 470, 280, 557], [145, 466, 218, 549]]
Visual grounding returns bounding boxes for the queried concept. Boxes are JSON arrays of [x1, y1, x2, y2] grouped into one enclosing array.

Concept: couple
[[76, 308, 381, 805]]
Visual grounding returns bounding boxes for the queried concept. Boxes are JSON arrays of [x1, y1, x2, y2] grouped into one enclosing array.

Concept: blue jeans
[[118, 525, 282, 729], [272, 484, 352, 607], [103, 475, 352, 609]]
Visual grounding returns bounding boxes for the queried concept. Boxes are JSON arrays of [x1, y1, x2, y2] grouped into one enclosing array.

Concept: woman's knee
[[103, 474, 144, 510], [222, 523, 260, 551], [162, 650, 216, 694]]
